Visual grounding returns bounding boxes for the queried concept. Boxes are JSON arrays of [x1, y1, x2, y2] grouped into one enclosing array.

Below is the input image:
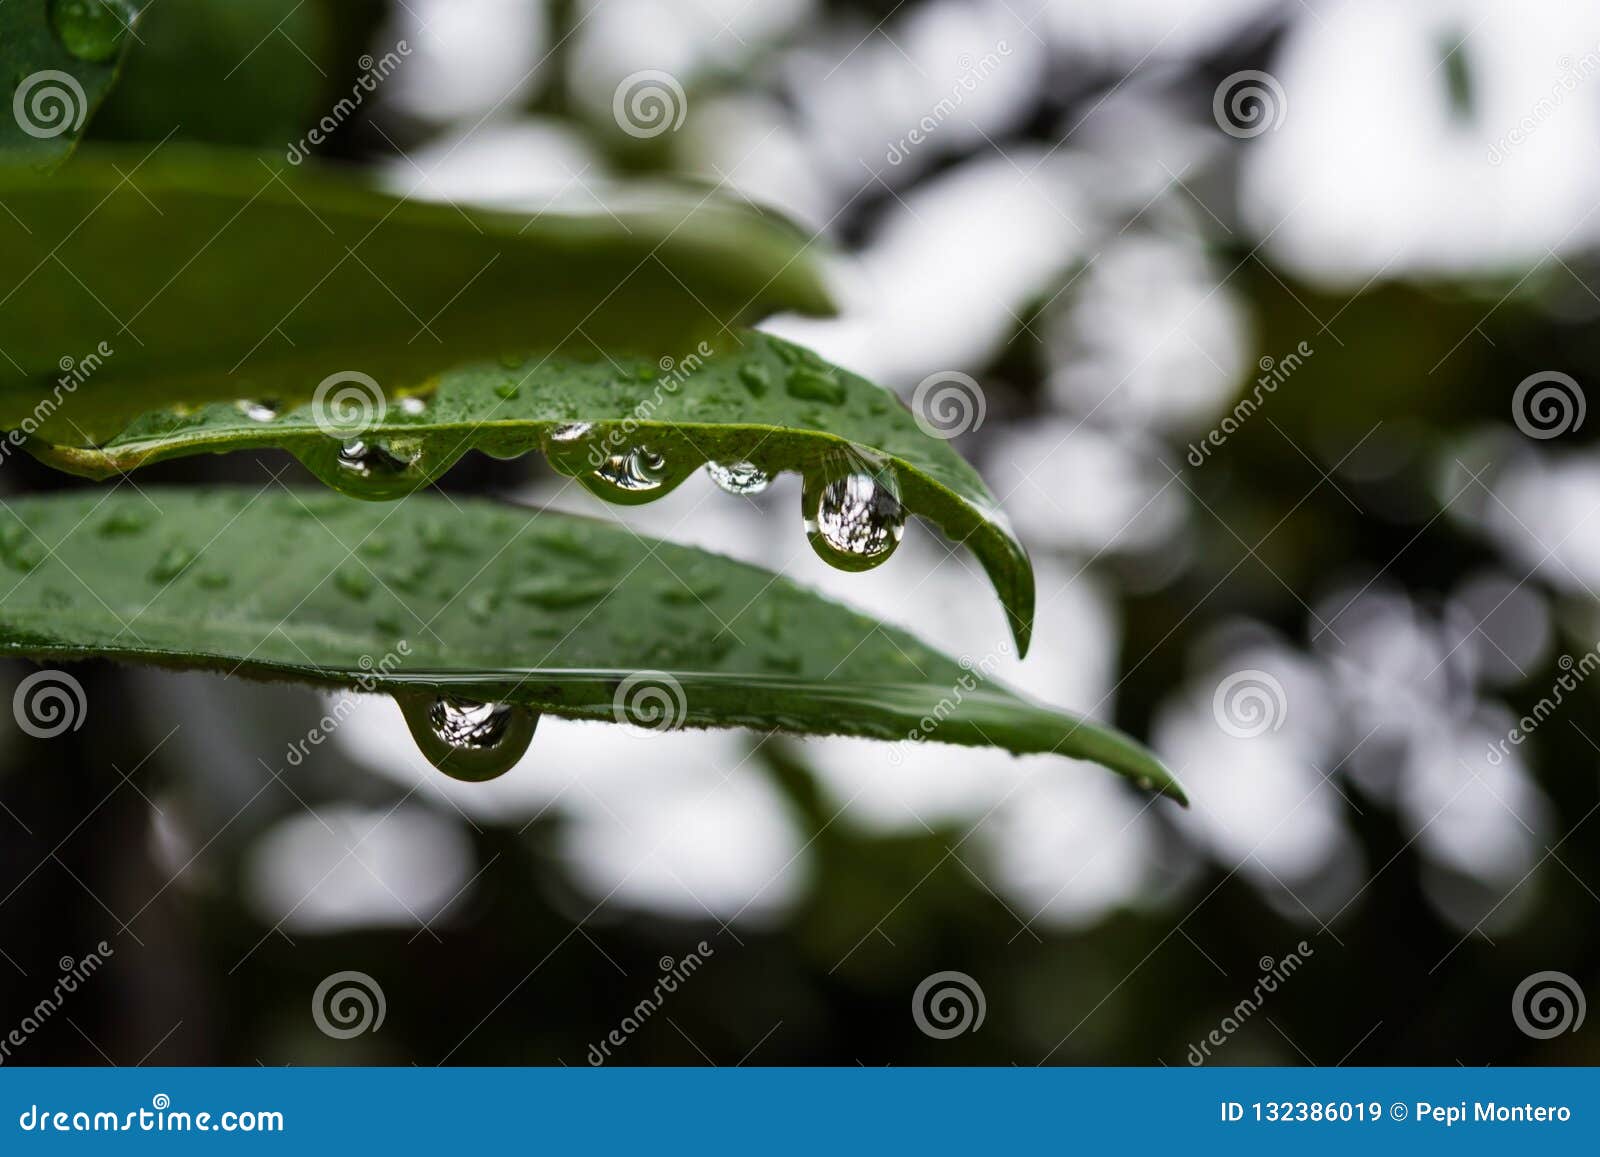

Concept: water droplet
[[305, 437, 424, 500], [803, 468, 905, 572], [98, 508, 151, 537], [150, 545, 196, 583], [593, 446, 666, 494], [494, 382, 520, 400], [499, 353, 526, 370], [785, 367, 846, 405], [510, 575, 614, 609], [397, 693, 538, 783], [1135, 776, 1155, 793], [238, 400, 278, 422], [772, 342, 801, 366], [335, 566, 373, 601], [198, 571, 230, 590], [738, 363, 770, 397], [549, 422, 593, 443], [49, 0, 135, 63], [399, 397, 427, 416], [706, 460, 771, 496]]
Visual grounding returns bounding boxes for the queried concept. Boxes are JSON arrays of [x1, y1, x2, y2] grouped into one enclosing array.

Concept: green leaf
[[0, 0, 145, 170], [14, 330, 1036, 654], [0, 488, 1182, 800], [0, 144, 832, 393]]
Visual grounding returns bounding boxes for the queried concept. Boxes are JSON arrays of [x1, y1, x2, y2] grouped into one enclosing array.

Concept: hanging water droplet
[[593, 446, 667, 494], [397, 693, 538, 783], [1135, 776, 1155, 793], [706, 461, 770, 496], [238, 400, 278, 422], [49, 0, 135, 63], [549, 422, 593, 443], [803, 468, 905, 572]]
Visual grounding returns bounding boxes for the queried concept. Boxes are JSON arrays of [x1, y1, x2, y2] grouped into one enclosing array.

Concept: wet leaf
[[0, 489, 1181, 799], [17, 331, 1035, 653]]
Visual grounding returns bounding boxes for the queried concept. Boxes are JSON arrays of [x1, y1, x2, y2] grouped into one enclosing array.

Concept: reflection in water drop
[[397, 693, 538, 782], [550, 422, 593, 443], [239, 400, 278, 422], [593, 447, 666, 494], [803, 469, 905, 571], [706, 461, 770, 496]]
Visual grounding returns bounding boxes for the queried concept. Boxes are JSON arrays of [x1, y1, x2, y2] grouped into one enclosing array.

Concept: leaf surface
[[0, 489, 1180, 800]]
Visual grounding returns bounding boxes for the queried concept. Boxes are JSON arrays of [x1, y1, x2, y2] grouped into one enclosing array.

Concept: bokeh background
[[3, 0, 1600, 1065]]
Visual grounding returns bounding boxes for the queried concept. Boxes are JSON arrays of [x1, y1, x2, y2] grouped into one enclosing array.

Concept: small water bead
[[49, 0, 136, 63], [238, 400, 278, 422], [397, 693, 538, 783], [738, 363, 770, 397], [399, 397, 427, 416], [549, 422, 593, 443], [785, 367, 845, 405], [593, 446, 666, 494], [803, 470, 906, 572], [706, 461, 770, 496], [150, 545, 196, 583], [335, 566, 373, 601]]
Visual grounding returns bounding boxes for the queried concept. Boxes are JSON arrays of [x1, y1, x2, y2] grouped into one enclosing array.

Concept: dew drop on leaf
[[238, 400, 278, 422], [706, 460, 770, 496], [49, 0, 136, 63], [737, 363, 770, 397], [397, 693, 538, 783], [150, 544, 196, 583], [803, 469, 905, 571], [785, 366, 845, 405]]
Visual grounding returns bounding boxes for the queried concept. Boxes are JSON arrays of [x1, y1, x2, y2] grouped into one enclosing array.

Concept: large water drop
[[706, 460, 770, 496], [803, 468, 905, 571], [398, 693, 538, 782]]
